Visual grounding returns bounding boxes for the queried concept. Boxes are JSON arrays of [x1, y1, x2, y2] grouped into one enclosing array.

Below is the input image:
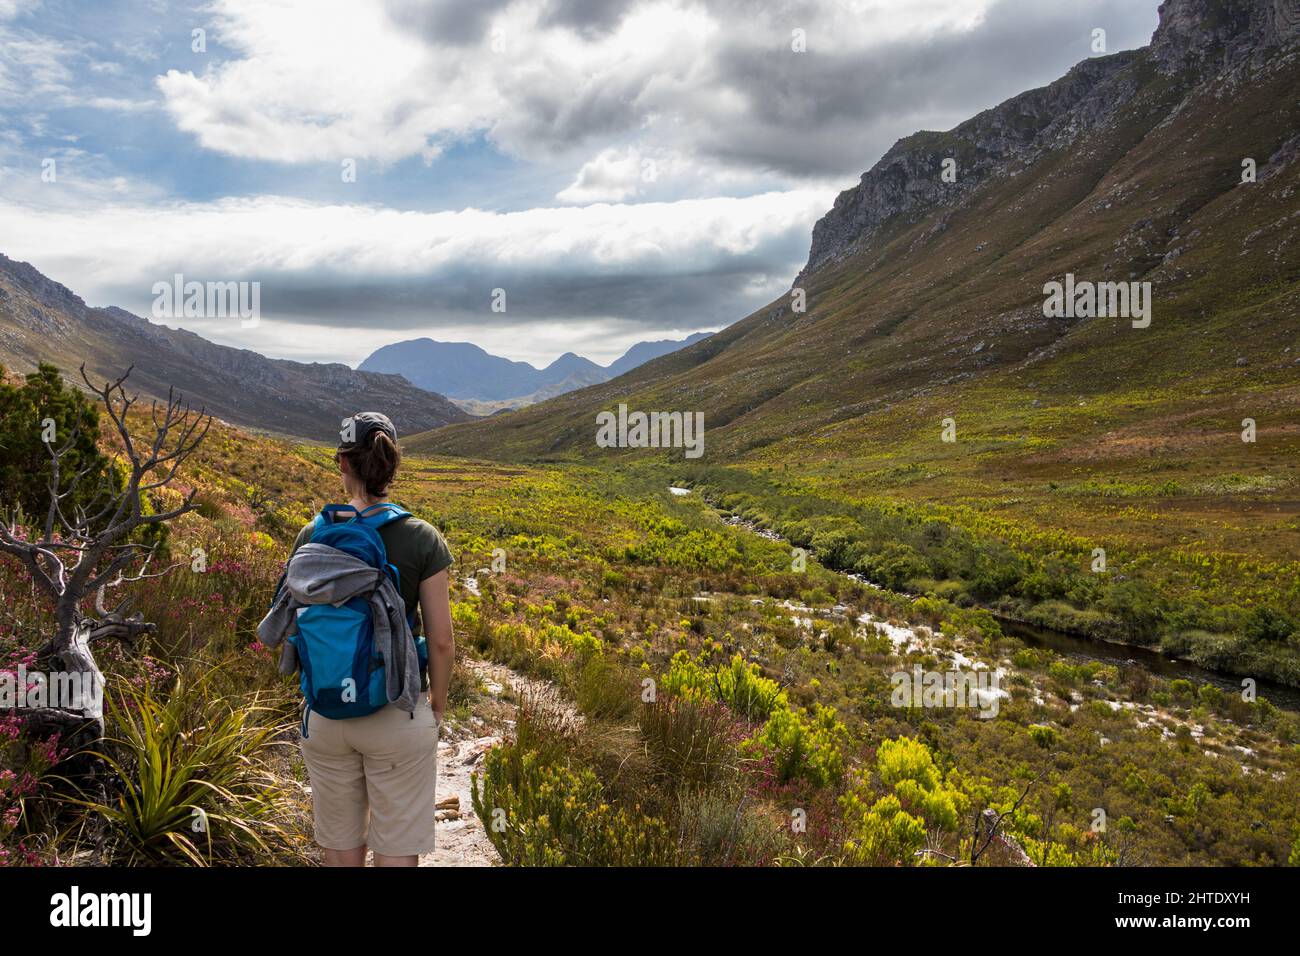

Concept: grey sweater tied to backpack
[[257, 542, 422, 715]]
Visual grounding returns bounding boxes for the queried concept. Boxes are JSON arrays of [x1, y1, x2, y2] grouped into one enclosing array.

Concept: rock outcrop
[[798, 0, 1300, 283], [1152, 0, 1300, 71]]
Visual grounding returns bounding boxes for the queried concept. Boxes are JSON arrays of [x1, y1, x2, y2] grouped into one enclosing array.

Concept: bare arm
[[419, 569, 454, 723]]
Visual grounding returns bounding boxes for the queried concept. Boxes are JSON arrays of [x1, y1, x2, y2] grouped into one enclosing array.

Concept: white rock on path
[[419, 733, 502, 867]]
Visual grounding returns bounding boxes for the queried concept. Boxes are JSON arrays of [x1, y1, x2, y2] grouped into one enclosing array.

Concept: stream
[[673, 488, 1300, 713], [1000, 618, 1300, 712]]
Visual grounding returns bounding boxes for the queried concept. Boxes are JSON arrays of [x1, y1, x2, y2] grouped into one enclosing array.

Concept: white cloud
[[0, 28, 75, 102], [0, 186, 833, 364], [555, 146, 788, 204], [0, 0, 40, 21], [0, 18, 155, 112], [5, 187, 831, 279], [156, 0, 499, 164], [153, 0, 1000, 171], [557, 147, 648, 203]]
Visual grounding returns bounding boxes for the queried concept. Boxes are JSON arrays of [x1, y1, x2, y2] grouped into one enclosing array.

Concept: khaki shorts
[[299, 698, 440, 857]]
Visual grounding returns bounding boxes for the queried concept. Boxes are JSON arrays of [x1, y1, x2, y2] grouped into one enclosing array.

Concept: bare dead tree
[[968, 762, 1055, 866], [0, 364, 210, 751]]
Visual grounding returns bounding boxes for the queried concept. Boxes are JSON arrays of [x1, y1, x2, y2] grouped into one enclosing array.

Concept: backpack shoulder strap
[[357, 503, 412, 530], [317, 504, 358, 526]]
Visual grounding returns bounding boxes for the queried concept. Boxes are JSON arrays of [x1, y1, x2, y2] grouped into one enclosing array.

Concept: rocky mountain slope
[[802, 0, 1300, 280], [0, 255, 470, 442], [413, 0, 1300, 461]]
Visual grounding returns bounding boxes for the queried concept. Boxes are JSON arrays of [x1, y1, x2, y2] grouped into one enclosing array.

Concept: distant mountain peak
[[359, 331, 712, 405], [544, 351, 603, 374]]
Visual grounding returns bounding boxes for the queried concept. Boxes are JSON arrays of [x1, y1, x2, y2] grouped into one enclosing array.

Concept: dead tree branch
[[0, 365, 210, 748]]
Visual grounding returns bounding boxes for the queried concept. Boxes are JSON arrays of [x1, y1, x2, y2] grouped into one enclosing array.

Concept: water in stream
[[693, 492, 1300, 713], [1000, 618, 1300, 712]]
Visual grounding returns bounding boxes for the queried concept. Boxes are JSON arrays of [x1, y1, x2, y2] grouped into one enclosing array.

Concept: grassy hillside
[[2, 386, 1298, 866]]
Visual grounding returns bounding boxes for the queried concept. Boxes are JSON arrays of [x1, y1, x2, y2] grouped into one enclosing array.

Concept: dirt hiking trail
[[419, 657, 571, 867]]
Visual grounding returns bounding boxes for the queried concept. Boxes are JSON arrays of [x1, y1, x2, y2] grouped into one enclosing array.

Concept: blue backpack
[[286, 503, 428, 737]]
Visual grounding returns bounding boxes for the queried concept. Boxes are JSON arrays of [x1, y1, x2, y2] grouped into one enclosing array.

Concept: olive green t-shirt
[[290, 508, 454, 635]]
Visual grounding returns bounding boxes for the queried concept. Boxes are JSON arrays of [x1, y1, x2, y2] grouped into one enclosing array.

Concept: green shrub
[[1244, 607, 1297, 644], [841, 737, 967, 865], [743, 703, 848, 788], [69, 668, 307, 865], [1013, 648, 1043, 669], [841, 792, 927, 865], [0, 363, 111, 524], [1028, 724, 1059, 749], [940, 606, 1003, 640], [661, 651, 785, 723], [471, 739, 675, 865]]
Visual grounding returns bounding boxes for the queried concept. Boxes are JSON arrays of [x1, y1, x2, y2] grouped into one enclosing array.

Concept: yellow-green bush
[[841, 737, 967, 865], [471, 744, 676, 866], [743, 703, 848, 788], [661, 650, 785, 722]]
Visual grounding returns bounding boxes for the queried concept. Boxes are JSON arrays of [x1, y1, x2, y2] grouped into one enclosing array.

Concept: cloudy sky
[[0, 0, 1161, 367]]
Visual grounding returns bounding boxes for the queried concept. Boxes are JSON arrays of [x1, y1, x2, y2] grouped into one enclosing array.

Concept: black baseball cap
[[338, 411, 397, 451]]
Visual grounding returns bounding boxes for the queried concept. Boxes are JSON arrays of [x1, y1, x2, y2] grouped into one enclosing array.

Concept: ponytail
[[342, 430, 401, 497]]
